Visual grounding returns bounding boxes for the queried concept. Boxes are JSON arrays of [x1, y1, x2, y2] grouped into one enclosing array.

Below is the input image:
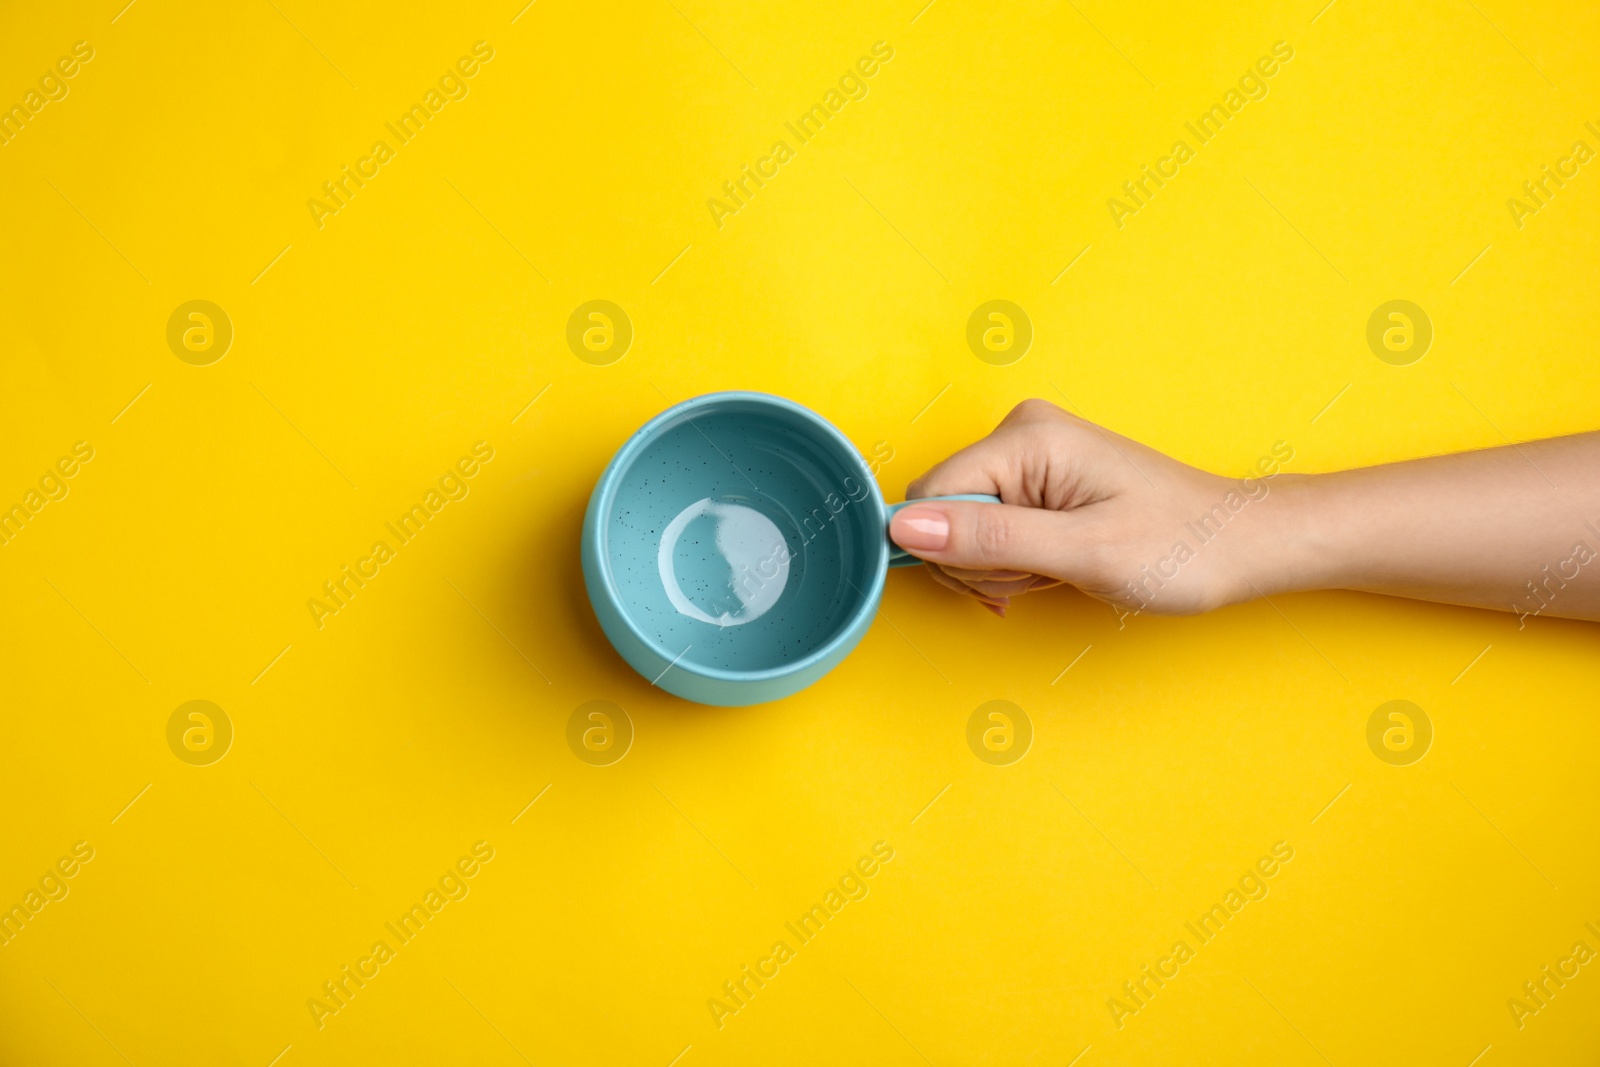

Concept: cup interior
[[597, 396, 883, 676]]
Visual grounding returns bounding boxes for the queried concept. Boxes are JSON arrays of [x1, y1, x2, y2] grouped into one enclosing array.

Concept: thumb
[[889, 500, 1090, 581]]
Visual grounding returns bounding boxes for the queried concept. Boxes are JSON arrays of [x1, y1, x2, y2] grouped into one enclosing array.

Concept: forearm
[[1252, 433, 1600, 621]]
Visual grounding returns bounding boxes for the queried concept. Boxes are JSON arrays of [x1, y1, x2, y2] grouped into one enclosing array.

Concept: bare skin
[[888, 399, 1600, 625]]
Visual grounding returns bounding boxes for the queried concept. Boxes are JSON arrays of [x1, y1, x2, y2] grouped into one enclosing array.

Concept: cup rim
[[589, 390, 888, 684]]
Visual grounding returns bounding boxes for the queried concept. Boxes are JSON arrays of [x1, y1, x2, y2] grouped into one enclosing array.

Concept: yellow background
[[3, 0, 1598, 1063]]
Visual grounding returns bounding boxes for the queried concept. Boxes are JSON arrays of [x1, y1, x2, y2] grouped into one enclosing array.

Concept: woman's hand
[[888, 399, 1280, 618], [890, 399, 1600, 625]]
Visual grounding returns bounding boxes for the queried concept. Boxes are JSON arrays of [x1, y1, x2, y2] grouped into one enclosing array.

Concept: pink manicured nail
[[891, 506, 949, 551]]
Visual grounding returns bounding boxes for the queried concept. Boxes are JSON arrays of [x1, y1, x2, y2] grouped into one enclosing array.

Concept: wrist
[[1221, 472, 1332, 602]]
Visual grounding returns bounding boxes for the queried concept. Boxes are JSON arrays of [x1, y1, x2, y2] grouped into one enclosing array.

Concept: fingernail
[[891, 506, 949, 551]]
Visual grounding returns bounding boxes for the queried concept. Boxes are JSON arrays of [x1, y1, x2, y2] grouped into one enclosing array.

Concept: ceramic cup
[[582, 391, 998, 705]]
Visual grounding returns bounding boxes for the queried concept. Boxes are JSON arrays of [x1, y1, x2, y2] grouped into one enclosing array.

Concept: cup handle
[[885, 494, 1002, 568]]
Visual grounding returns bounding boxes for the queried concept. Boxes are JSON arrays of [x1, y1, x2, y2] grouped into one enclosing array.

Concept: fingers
[[890, 499, 1098, 582], [938, 569, 1036, 599], [906, 433, 1013, 502], [905, 399, 1140, 517], [892, 399, 1128, 602], [934, 564, 1038, 598], [925, 560, 1010, 616], [904, 399, 1069, 501], [938, 566, 1032, 582]]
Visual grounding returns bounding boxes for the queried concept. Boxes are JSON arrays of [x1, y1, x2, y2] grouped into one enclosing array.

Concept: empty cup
[[582, 391, 997, 705]]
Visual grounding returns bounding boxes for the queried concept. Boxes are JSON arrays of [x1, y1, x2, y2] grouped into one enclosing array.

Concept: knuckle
[[972, 511, 1012, 564], [1005, 398, 1062, 424]]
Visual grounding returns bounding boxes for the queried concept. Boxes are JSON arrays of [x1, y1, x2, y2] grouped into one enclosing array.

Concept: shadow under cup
[[586, 393, 887, 704]]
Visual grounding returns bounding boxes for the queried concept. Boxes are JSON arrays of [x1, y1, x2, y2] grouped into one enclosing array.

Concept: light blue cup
[[582, 391, 998, 706]]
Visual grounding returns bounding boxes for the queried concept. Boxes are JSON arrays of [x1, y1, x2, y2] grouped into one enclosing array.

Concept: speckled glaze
[[582, 391, 997, 706]]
